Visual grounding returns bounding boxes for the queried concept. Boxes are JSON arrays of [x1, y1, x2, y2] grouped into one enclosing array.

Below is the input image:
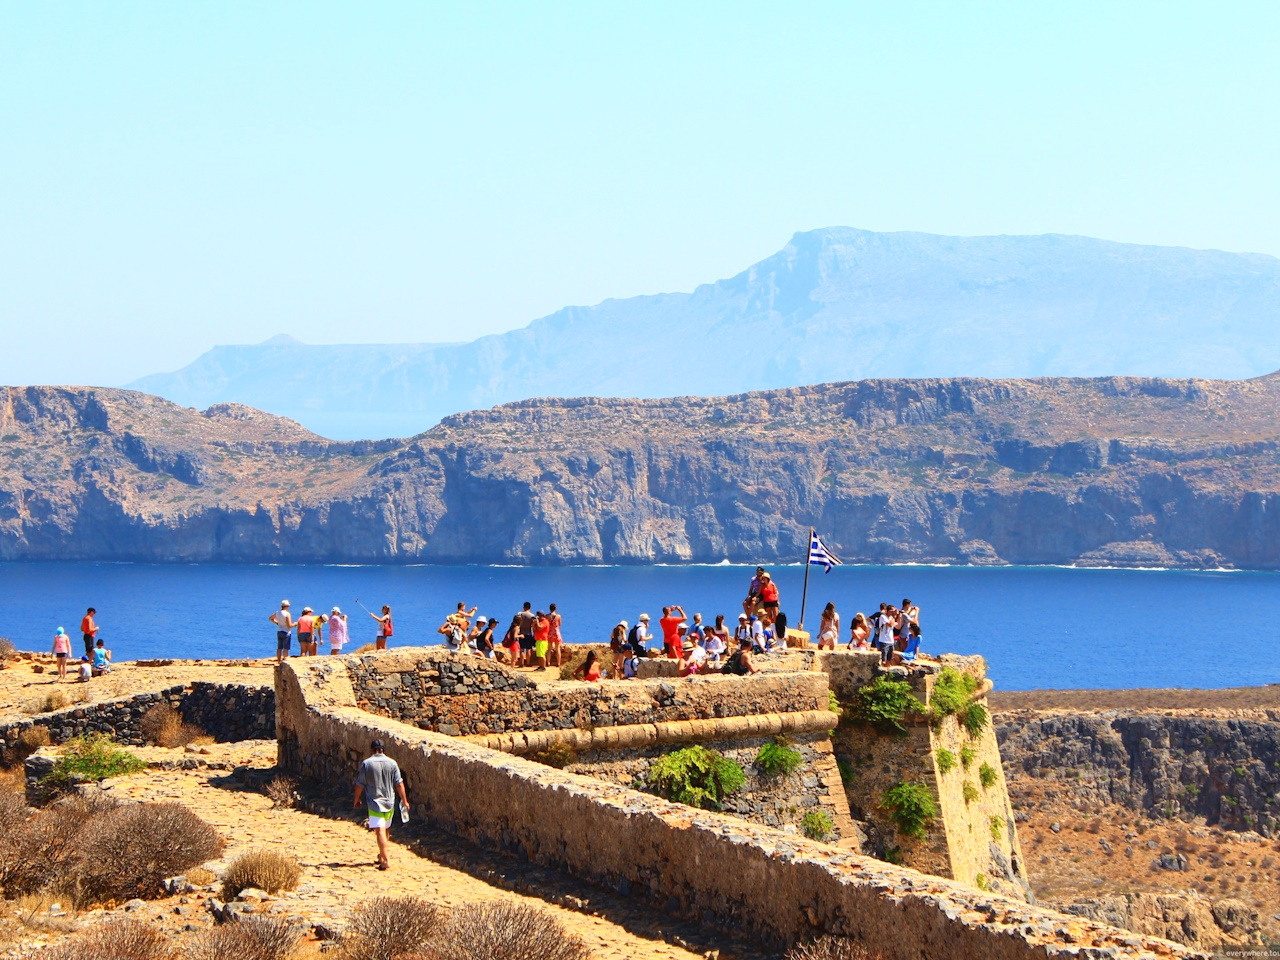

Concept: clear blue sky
[[2, 2, 1278, 387]]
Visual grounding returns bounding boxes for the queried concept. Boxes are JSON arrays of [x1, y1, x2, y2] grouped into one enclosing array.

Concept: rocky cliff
[[4, 372, 1280, 565]]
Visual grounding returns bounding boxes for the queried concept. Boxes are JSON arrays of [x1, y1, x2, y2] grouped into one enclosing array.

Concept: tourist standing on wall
[[51, 626, 70, 681], [80, 607, 98, 659], [759, 573, 780, 620], [659, 605, 686, 659], [532, 610, 551, 671], [368, 605, 393, 650], [629, 613, 651, 656], [546, 603, 563, 667], [328, 607, 348, 655], [610, 621, 628, 677], [297, 607, 315, 657], [848, 612, 871, 649], [353, 739, 408, 872], [817, 603, 840, 650], [270, 600, 294, 662], [877, 606, 899, 664], [515, 602, 536, 667], [896, 598, 919, 651]]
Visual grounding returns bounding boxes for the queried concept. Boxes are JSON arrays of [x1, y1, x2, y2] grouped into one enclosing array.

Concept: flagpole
[[799, 526, 813, 629]]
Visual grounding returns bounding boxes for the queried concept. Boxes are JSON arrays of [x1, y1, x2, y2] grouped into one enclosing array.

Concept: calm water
[[0, 562, 1276, 691]]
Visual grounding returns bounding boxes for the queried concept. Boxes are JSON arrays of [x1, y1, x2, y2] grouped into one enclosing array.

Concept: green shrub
[[533, 741, 576, 769], [978, 762, 998, 790], [959, 742, 976, 770], [42, 734, 145, 791], [935, 748, 956, 775], [851, 676, 925, 736], [975, 873, 989, 891], [989, 815, 1005, 842], [928, 668, 979, 719], [801, 809, 834, 841], [879, 781, 937, 840], [828, 690, 842, 716], [960, 700, 988, 738], [962, 780, 979, 805], [755, 739, 803, 778], [837, 758, 854, 786], [646, 746, 746, 810]]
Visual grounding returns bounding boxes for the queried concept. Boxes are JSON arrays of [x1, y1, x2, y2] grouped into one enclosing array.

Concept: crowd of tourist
[[48, 608, 112, 683]]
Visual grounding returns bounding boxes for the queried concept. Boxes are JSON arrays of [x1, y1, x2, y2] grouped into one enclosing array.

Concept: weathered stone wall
[[347, 648, 829, 736], [996, 710, 1280, 836], [276, 658, 1206, 960], [0, 682, 275, 756]]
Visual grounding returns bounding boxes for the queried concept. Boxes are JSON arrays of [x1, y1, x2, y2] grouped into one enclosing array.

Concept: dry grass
[[220, 848, 301, 900], [184, 867, 216, 886], [185, 915, 302, 960], [0, 796, 222, 907], [11, 891, 77, 936], [0, 790, 28, 834], [786, 937, 886, 960], [23, 688, 88, 716], [337, 896, 441, 960], [264, 775, 299, 809], [433, 902, 590, 960], [70, 802, 224, 904], [18, 919, 175, 960], [138, 703, 210, 748], [0, 638, 15, 660]]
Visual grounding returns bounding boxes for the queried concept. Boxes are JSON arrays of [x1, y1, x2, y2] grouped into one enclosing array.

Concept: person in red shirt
[[80, 607, 98, 659], [659, 605, 687, 659]]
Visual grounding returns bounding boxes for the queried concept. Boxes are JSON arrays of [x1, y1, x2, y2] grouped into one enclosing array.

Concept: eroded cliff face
[[3, 374, 1280, 565]]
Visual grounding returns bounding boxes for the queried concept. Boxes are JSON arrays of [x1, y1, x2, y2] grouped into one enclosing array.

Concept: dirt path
[[76, 741, 768, 960]]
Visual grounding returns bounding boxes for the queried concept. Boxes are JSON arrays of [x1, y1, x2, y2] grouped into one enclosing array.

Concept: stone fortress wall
[[0, 681, 275, 756], [275, 654, 1205, 959]]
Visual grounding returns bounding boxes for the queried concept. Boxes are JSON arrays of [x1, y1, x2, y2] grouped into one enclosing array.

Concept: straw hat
[[639, 613, 650, 622]]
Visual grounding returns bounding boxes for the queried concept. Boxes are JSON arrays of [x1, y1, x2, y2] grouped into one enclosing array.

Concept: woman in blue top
[[91, 638, 111, 676]]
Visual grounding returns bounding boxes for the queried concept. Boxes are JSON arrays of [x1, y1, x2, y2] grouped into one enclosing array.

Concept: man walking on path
[[353, 739, 408, 871], [80, 607, 98, 659]]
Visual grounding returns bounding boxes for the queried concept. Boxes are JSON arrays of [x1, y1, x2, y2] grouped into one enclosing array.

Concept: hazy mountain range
[[129, 227, 1280, 439]]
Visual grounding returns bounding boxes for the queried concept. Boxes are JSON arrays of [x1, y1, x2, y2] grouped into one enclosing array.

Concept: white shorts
[[366, 808, 393, 831]]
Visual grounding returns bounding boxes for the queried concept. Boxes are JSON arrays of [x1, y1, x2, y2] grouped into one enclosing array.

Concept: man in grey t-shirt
[[353, 739, 408, 870]]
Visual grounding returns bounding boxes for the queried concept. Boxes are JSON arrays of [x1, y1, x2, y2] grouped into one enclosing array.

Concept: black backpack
[[725, 650, 749, 676], [628, 623, 641, 647]]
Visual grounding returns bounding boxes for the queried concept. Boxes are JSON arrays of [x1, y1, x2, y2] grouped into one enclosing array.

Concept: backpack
[[383, 616, 394, 637], [725, 650, 749, 676], [627, 624, 641, 647]]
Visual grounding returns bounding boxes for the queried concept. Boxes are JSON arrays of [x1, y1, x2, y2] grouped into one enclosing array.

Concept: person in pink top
[[51, 626, 71, 682]]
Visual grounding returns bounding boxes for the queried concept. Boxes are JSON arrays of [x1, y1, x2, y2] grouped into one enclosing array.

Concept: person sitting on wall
[[622, 647, 641, 679], [91, 638, 111, 676], [573, 650, 603, 682], [848, 612, 871, 649], [723, 634, 758, 675], [742, 567, 766, 616]]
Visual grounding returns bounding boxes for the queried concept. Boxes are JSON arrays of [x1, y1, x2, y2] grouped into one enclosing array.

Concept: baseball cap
[[738, 613, 748, 620], [331, 606, 342, 615]]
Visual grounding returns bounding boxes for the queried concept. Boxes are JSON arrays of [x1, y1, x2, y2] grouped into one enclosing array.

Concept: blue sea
[[0, 562, 1276, 691]]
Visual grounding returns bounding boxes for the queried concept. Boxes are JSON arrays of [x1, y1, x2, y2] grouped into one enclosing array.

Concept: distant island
[[3, 373, 1280, 567], [128, 227, 1280, 439]]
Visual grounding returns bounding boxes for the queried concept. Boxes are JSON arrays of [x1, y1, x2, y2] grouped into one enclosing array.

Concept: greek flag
[[808, 532, 841, 572]]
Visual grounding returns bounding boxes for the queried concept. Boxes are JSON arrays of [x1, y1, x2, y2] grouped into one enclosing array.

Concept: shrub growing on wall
[[801, 809, 835, 841], [851, 676, 925, 736], [934, 748, 956, 775], [927, 668, 979, 719], [959, 743, 976, 770], [962, 780, 979, 805], [755, 738, 803, 778], [879, 781, 938, 840], [646, 745, 745, 810], [960, 701, 989, 738], [978, 762, 999, 790]]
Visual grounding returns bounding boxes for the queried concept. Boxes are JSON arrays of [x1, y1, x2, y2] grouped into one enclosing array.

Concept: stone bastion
[[276, 649, 1206, 959]]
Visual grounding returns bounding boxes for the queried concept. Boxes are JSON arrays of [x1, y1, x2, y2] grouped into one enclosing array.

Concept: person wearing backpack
[[724, 635, 758, 675], [628, 613, 650, 657]]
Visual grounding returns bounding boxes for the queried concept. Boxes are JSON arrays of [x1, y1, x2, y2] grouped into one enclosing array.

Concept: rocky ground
[[0, 739, 768, 960], [6, 375, 1280, 565]]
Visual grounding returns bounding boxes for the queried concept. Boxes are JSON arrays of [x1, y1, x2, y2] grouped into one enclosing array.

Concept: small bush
[[785, 935, 886, 960], [0, 790, 28, 834], [434, 901, 590, 960], [959, 742, 976, 770], [646, 745, 745, 810], [960, 701, 988, 738], [827, 689, 842, 716], [186, 866, 217, 886], [851, 676, 925, 736], [0, 794, 113, 898], [935, 748, 956, 775], [990, 815, 1006, 842], [533, 742, 576, 769], [265, 775, 299, 809], [140, 702, 210, 749], [879, 781, 938, 841], [20, 919, 174, 960], [221, 848, 301, 900], [187, 915, 302, 960], [978, 761, 998, 790], [0, 637, 15, 659], [43, 734, 145, 792], [837, 758, 854, 787], [928, 667, 979, 719], [755, 739, 803, 778], [18, 725, 51, 753], [337, 896, 440, 960], [70, 802, 224, 904], [801, 809, 834, 841], [962, 780, 979, 805]]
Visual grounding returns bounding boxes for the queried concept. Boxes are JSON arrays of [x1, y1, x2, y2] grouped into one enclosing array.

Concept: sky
[[2, 2, 1278, 387]]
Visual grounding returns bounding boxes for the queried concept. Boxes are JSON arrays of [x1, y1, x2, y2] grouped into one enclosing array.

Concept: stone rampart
[[276, 657, 1206, 960], [0, 682, 274, 756]]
